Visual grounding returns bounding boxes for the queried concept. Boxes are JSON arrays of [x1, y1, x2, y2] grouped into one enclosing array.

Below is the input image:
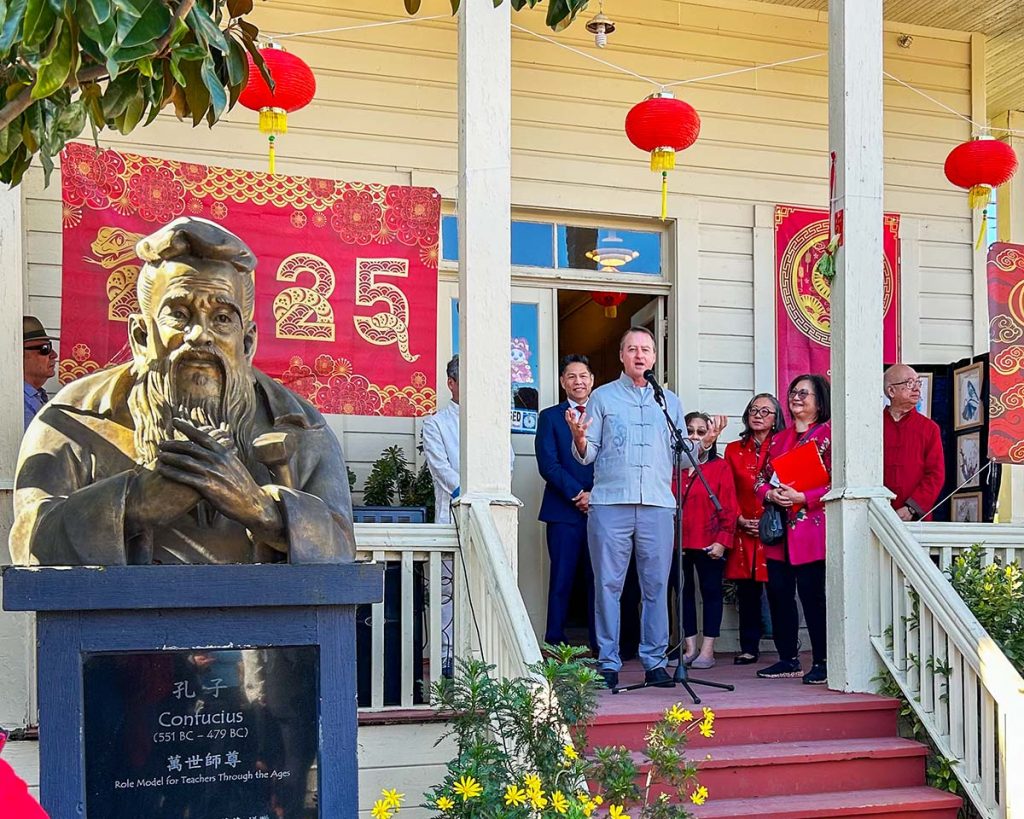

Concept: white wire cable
[[509, 22, 661, 86], [269, 14, 448, 41], [662, 52, 826, 89]]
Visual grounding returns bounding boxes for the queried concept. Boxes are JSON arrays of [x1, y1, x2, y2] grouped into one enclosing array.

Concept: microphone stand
[[613, 388, 735, 703]]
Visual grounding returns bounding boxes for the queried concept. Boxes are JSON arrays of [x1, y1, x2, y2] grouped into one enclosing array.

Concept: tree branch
[[0, 0, 198, 133]]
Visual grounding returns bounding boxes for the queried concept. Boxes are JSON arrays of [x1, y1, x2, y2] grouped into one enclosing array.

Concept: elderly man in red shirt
[[883, 364, 945, 521]]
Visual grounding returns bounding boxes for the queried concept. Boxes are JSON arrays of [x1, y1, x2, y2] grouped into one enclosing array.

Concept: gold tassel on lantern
[[969, 185, 992, 249], [604, 305, 617, 318], [258, 108, 288, 174], [650, 149, 675, 221]]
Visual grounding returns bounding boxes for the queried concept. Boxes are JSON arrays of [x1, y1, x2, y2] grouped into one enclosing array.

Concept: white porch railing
[[907, 522, 1023, 570], [354, 522, 458, 712], [867, 499, 1024, 819], [459, 500, 543, 681]]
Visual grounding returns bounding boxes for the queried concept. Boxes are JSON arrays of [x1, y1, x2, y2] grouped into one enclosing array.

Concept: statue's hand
[[126, 469, 202, 535], [157, 418, 283, 536]]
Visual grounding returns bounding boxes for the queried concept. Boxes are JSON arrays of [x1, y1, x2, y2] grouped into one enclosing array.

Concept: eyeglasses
[[789, 388, 812, 399], [890, 378, 923, 390], [748, 407, 776, 418], [24, 342, 53, 356]]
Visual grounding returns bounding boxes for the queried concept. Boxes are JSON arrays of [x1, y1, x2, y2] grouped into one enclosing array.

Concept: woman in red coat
[[724, 393, 785, 664], [676, 412, 738, 669], [754, 374, 833, 686], [0, 730, 48, 818]]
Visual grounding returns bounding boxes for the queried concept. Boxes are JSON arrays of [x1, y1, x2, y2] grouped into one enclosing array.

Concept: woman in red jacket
[[0, 730, 48, 818], [677, 412, 738, 669], [724, 393, 785, 665]]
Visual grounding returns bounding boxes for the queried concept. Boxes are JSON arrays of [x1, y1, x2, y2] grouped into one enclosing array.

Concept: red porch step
[[588, 656, 962, 819], [688, 786, 964, 818], [638, 737, 927, 799]]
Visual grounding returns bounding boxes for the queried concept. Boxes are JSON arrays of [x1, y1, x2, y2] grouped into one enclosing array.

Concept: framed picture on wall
[[916, 372, 933, 418], [953, 361, 984, 430], [956, 432, 982, 488], [951, 492, 983, 523]]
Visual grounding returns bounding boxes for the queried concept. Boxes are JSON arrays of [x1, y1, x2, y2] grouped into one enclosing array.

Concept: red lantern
[[591, 291, 627, 318], [239, 45, 317, 173], [944, 137, 1018, 208], [944, 137, 1018, 248], [625, 92, 701, 220]]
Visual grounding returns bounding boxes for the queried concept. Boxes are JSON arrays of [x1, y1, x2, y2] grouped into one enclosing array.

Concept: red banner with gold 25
[[987, 243, 1024, 462], [59, 144, 439, 417], [774, 206, 901, 396]]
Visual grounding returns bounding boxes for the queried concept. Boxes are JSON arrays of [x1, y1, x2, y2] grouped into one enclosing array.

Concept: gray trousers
[[588, 504, 674, 672]]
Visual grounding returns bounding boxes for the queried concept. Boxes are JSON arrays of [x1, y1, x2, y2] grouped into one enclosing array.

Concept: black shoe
[[733, 653, 759, 665], [756, 658, 803, 679], [600, 670, 619, 690], [803, 662, 827, 685], [644, 666, 674, 688]]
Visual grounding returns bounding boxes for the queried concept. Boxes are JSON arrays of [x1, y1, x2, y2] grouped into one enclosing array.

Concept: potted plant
[[359, 445, 436, 523]]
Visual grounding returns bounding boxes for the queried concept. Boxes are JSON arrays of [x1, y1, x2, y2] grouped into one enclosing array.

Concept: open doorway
[[552, 289, 666, 651]]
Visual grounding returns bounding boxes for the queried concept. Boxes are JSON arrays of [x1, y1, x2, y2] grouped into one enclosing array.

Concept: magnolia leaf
[[168, 49, 187, 84], [0, 121, 24, 164], [80, 81, 105, 125], [100, 70, 136, 119], [44, 0, 66, 14], [116, 0, 170, 48], [22, 0, 57, 49], [186, 4, 228, 52], [143, 72, 165, 124], [403, 0, 420, 12], [54, 98, 85, 138], [225, 0, 251, 17], [167, 82, 187, 120], [116, 90, 146, 133], [83, 0, 112, 25], [240, 33, 271, 89], [78, 0, 118, 57], [224, 34, 246, 89], [0, 0, 28, 54], [21, 103, 43, 152], [173, 42, 207, 61], [32, 18, 74, 99], [136, 54, 153, 76], [179, 56, 210, 125], [199, 55, 227, 120]]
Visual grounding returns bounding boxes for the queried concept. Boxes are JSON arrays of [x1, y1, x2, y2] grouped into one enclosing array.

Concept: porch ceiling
[[763, 1, 1024, 117]]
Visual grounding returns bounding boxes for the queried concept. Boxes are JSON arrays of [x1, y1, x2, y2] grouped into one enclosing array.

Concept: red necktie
[[576, 405, 586, 415]]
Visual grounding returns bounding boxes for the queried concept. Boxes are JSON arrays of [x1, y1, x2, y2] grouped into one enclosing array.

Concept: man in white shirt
[[421, 354, 515, 674], [422, 355, 462, 525]]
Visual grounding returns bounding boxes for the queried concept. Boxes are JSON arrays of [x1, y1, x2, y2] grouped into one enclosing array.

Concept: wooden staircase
[[589, 657, 963, 818]]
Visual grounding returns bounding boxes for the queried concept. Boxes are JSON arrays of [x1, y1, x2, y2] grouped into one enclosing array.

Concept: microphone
[[643, 369, 665, 403]]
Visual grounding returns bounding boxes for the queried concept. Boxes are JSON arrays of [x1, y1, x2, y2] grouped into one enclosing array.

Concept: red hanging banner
[[774, 206, 901, 396], [59, 144, 439, 417], [987, 242, 1024, 462]]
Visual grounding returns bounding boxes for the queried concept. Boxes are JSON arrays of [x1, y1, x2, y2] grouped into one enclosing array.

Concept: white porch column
[[456, 2, 518, 559], [0, 183, 33, 727], [824, 0, 886, 692]]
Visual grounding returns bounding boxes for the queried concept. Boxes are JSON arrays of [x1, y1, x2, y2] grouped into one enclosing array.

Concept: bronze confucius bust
[[11, 217, 356, 566]]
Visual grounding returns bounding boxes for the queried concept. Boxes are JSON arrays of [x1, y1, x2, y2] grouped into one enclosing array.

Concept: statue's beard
[[128, 348, 258, 469]]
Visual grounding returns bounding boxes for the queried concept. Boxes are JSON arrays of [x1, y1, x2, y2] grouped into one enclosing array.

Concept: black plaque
[[83, 646, 320, 819]]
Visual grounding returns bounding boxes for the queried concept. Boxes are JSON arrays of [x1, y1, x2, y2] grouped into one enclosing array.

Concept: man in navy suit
[[536, 354, 597, 649]]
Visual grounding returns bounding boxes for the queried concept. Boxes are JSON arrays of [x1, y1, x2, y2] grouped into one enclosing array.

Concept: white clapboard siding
[[19, 0, 981, 643], [358, 722, 455, 819]]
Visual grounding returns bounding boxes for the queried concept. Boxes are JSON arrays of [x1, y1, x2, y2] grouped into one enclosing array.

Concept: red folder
[[771, 440, 830, 494]]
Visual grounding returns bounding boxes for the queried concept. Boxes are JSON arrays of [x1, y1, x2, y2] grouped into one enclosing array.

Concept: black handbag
[[759, 501, 786, 545]]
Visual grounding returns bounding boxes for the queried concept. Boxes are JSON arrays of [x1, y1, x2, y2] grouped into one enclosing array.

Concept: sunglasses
[[789, 388, 813, 399], [24, 342, 54, 356]]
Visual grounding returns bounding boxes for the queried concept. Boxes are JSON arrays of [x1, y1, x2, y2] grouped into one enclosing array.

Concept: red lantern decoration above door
[[944, 136, 1018, 246], [591, 291, 628, 318], [239, 44, 317, 173], [625, 91, 701, 221]]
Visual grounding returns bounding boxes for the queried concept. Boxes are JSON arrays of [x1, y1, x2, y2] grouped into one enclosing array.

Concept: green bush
[[946, 545, 1024, 675]]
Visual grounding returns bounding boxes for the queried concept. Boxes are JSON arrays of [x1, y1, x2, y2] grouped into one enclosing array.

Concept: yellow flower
[[665, 704, 690, 725], [529, 789, 549, 810], [370, 799, 392, 819], [563, 743, 579, 760], [381, 789, 404, 809], [523, 773, 542, 792], [608, 805, 631, 819], [453, 775, 483, 802], [592, 794, 603, 806], [690, 784, 709, 805], [504, 785, 528, 807], [436, 795, 455, 811], [551, 790, 570, 814], [699, 720, 715, 738], [702, 706, 716, 722], [582, 803, 596, 817]]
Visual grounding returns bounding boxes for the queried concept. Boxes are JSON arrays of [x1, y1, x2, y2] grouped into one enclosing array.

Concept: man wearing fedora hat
[[22, 316, 57, 429]]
